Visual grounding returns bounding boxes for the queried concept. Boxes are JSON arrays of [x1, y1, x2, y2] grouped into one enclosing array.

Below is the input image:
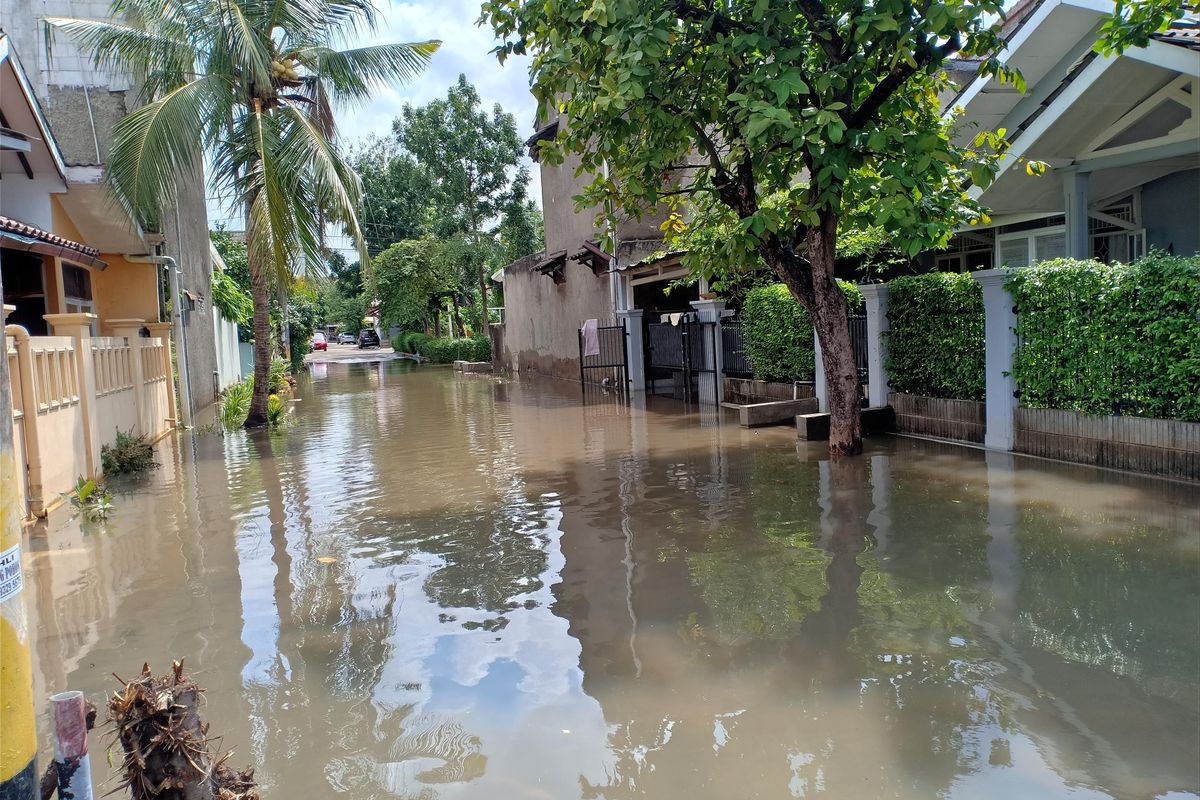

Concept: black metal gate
[[848, 314, 869, 385], [578, 322, 629, 394], [644, 316, 717, 403]]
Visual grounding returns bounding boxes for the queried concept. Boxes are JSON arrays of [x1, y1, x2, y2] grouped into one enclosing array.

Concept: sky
[[206, 0, 541, 260]]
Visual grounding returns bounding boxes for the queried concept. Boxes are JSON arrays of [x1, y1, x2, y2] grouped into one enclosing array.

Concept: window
[[62, 264, 96, 329], [996, 226, 1066, 268]]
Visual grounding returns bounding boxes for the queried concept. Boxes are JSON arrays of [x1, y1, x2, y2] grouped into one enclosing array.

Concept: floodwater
[[27, 362, 1200, 799]]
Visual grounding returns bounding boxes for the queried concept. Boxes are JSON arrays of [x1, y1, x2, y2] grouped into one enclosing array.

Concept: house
[[916, 0, 1199, 272], [496, 1, 1199, 393], [0, 2, 222, 418]]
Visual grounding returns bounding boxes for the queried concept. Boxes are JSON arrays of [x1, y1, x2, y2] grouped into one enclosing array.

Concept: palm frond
[[43, 16, 199, 96], [205, 0, 273, 96], [295, 41, 440, 104], [278, 104, 369, 267], [106, 75, 228, 226]]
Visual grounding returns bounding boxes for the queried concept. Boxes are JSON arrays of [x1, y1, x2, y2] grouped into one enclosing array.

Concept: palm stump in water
[[108, 662, 258, 800]]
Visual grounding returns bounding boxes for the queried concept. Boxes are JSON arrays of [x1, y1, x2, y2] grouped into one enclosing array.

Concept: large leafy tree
[[398, 74, 528, 322], [351, 136, 433, 256], [483, 0, 1181, 454], [48, 0, 437, 426]]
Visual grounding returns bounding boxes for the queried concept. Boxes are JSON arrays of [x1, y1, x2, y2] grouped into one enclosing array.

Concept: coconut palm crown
[[47, 0, 438, 425]]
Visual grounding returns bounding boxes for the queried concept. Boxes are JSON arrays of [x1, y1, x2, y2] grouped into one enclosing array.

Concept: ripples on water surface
[[28, 362, 1200, 799]]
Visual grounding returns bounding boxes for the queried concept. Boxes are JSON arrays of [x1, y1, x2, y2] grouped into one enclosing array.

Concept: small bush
[[884, 272, 985, 400], [393, 331, 432, 354], [267, 394, 286, 425], [741, 282, 862, 383], [220, 378, 253, 428], [60, 476, 113, 521], [414, 336, 491, 364], [1008, 252, 1200, 421], [269, 357, 290, 392], [101, 429, 157, 475]]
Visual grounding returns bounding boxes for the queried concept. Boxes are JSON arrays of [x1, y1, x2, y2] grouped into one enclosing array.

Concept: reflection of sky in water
[[29, 363, 1200, 800]]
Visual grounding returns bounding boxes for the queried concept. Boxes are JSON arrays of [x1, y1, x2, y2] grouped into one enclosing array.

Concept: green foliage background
[[741, 282, 863, 383], [390, 334, 490, 364], [884, 272, 984, 400], [1008, 253, 1200, 421]]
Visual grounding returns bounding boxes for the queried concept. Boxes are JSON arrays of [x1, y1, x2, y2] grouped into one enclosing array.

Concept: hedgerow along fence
[[740, 282, 865, 384], [883, 272, 985, 401], [1008, 253, 1200, 422]]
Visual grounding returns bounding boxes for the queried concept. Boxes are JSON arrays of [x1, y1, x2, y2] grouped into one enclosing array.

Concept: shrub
[[101, 429, 157, 475], [393, 331, 432, 354], [741, 282, 863, 383], [884, 272, 984, 400], [1008, 252, 1200, 421], [267, 394, 286, 425], [414, 336, 491, 364], [269, 357, 290, 392], [220, 378, 253, 428]]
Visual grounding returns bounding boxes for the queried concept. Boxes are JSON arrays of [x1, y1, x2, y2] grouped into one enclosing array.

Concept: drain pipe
[[127, 254, 193, 427]]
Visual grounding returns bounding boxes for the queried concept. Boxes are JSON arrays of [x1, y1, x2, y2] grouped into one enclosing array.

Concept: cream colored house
[[2, 36, 175, 519]]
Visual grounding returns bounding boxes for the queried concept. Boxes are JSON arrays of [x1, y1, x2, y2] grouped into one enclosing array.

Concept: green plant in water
[[269, 357, 291, 393], [61, 476, 114, 521], [267, 393, 286, 426], [220, 378, 254, 429], [101, 429, 157, 475]]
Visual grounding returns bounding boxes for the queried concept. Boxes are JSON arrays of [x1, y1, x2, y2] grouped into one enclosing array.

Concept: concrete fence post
[[859, 284, 891, 408], [44, 313, 101, 477], [972, 269, 1018, 451], [615, 308, 645, 393], [813, 331, 828, 413], [145, 321, 177, 429], [108, 319, 147, 437], [690, 299, 726, 404]]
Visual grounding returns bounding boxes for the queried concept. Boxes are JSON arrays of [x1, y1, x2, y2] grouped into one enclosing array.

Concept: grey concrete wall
[[162, 175, 219, 412], [500, 252, 613, 382], [1141, 169, 1199, 257], [889, 392, 986, 444]]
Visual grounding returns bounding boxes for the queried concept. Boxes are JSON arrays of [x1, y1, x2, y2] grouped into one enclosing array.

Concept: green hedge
[[393, 331, 432, 354], [1008, 252, 1200, 421], [741, 282, 863, 383], [884, 272, 985, 400], [404, 336, 491, 364]]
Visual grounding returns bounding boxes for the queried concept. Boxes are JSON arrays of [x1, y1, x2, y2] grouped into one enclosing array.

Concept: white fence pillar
[[813, 331, 828, 413], [109, 319, 147, 436], [44, 313, 101, 478], [860, 284, 890, 408], [616, 308, 645, 393], [972, 269, 1018, 451], [690, 299, 725, 404]]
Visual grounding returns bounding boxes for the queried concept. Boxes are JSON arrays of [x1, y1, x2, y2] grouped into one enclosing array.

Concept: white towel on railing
[[582, 318, 600, 357]]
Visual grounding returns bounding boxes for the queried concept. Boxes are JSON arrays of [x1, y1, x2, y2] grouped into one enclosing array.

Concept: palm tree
[[47, 0, 438, 426]]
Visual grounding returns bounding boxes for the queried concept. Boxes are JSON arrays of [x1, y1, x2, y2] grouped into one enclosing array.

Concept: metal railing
[[720, 319, 753, 378]]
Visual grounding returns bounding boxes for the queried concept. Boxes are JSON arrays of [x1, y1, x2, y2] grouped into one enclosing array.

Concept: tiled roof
[[1153, 18, 1200, 50], [0, 214, 100, 257]]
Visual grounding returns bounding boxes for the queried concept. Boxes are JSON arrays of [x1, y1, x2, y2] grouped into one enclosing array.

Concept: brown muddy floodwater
[[27, 361, 1200, 799]]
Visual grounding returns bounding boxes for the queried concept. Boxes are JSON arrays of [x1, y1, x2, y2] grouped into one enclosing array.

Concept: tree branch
[[847, 34, 961, 129], [794, 0, 848, 64]]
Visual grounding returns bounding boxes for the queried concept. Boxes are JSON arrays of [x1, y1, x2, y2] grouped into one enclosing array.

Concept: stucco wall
[[1141, 169, 1199, 257], [92, 256, 160, 323], [161, 175, 219, 411], [500, 258, 613, 381]]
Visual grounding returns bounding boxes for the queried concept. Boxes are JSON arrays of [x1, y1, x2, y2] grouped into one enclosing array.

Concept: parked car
[[357, 329, 381, 349], [311, 332, 327, 351], [337, 332, 356, 345]]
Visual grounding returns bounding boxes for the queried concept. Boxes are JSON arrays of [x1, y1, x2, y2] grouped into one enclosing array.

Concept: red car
[[311, 332, 328, 351]]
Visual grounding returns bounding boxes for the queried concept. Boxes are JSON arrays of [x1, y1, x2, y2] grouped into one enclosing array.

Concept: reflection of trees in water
[[408, 501, 552, 620], [1013, 508, 1200, 694]]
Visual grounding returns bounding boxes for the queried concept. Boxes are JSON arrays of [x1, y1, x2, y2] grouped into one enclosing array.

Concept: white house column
[[860, 284, 890, 408], [813, 331, 828, 413], [1062, 168, 1091, 259], [972, 269, 1018, 451], [615, 308, 645, 393], [690, 298, 725, 404]]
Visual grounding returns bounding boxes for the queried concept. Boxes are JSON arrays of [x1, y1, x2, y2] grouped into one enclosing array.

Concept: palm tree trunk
[[246, 247, 271, 428]]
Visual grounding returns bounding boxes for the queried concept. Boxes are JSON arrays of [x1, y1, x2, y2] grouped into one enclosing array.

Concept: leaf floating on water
[[317, 556, 337, 564]]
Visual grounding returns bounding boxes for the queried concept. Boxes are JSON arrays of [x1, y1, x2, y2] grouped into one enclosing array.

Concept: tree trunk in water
[[246, 247, 271, 427], [807, 216, 862, 455], [766, 211, 862, 455]]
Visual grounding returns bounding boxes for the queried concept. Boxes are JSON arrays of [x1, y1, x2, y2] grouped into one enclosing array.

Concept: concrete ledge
[[723, 377, 816, 404], [722, 397, 818, 427], [453, 360, 493, 373], [796, 406, 895, 440]]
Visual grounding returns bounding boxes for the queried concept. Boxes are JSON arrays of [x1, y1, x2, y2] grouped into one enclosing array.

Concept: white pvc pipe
[[51, 690, 93, 800]]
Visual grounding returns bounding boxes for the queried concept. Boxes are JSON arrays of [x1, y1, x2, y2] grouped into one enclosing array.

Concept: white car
[[337, 332, 356, 345]]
